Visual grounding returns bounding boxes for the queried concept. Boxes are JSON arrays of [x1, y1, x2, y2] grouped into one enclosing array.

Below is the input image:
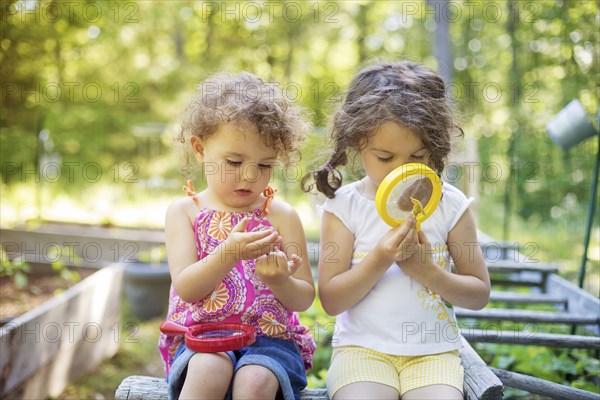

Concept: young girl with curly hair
[[159, 72, 315, 400]]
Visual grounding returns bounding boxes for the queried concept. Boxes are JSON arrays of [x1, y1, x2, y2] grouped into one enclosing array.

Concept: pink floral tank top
[[158, 192, 315, 374]]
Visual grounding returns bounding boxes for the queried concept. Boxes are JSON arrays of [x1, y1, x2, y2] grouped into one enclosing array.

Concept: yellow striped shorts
[[326, 346, 464, 397]]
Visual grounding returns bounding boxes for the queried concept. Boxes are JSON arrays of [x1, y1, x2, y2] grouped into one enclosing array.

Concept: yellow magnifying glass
[[375, 163, 442, 231]]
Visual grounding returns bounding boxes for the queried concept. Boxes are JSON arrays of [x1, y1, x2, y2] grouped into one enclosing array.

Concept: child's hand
[[223, 217, 281, 262], [375, 215, 419, 264], [399, 230, 435, 276], [254, 251, 302, 288]]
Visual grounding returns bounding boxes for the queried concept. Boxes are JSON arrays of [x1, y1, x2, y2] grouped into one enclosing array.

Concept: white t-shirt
[[321, 180, 473, 355]]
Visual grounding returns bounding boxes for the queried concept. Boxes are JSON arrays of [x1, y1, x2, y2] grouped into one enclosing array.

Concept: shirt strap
[[182, 179, 202, 208], [260, 186, 277, 216]]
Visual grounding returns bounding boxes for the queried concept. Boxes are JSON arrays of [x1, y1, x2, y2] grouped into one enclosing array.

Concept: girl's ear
[[190, 136, 204, 161]]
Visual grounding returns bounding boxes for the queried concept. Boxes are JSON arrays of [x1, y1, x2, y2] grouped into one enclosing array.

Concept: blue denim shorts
[[167, 336, 307, 400]]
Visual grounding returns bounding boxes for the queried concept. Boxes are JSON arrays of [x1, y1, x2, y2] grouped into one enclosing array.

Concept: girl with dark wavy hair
[[303, 61, 490, 400]]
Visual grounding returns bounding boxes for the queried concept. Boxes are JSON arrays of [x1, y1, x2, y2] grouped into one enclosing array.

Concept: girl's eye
[[377, 157, 394, 163], [226, 160, 242, 166], [411, 152, 427, 160], [258, 164, 274, 170]]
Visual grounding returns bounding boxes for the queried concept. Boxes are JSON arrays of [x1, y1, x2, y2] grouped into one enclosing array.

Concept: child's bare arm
[[259, 201, 315, 311], [317, 211, 417, 316], [400, 207, 491, 310], [166, 198, 281, 303]]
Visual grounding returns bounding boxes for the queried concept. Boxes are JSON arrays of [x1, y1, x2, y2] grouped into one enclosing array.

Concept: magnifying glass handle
[[160, 320, 188, 336]]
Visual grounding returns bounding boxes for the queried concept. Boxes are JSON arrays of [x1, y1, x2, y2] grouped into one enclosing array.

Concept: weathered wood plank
[[547, 274, 600, 335], [459, 338, 503, 400], [490, 368, 600, 400], [486, 260, 558, 274], [1, 226, 164, 267], [461, 329, 600, 349], [115, 340, 503, 400], [115, 376, 166, 400], [114, 376, 328, 400], [489, 291, 567, 306], [456, 308, 600, 325]]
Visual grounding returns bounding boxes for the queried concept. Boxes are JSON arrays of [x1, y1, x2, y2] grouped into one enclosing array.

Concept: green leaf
[[15, 271, 28, 289]]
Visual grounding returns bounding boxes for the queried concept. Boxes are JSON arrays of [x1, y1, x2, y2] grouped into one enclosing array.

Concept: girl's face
[[360, 121, 429, 189], [192, 122, 277, 211]]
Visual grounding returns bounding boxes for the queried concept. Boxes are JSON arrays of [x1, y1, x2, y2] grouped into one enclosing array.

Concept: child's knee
[[232, 365, 279, 398], [187, 352, 233, 382]]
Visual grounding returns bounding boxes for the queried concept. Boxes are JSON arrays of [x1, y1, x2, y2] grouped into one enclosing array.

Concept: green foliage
[[50, 259, 80, 287], [0, 251, 30, 289], [136, 245, 168, 265], [300, 289, 336, 387], [2, 0, 598, 223], [477, 342, 600, 396], [464, 315, 600, 396]]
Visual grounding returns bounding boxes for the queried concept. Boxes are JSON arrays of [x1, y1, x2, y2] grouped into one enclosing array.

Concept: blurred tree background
[[1, 1, 598, 289], [2, 1, 599, 396]]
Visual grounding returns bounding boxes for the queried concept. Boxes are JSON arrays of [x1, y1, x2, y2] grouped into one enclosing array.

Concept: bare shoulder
[[166, 196, 201, 226], [268, 198, 299, 218], [448, 206, 478, 241], [267, 198, 302, 230]]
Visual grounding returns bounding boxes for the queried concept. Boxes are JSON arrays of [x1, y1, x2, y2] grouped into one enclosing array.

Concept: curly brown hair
[[302, 61, 462, 198], [177, 72, 309, 176]]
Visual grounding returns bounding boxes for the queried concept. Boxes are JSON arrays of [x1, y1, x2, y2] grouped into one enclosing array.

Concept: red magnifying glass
[[160, 321, 256, 353]]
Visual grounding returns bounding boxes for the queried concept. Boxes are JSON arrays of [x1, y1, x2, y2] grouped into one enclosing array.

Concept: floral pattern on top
[[158, 205, 315, 375], [207, 211, 232, 241], [191, 268, 246, 322], [242, 294, 289, 338]]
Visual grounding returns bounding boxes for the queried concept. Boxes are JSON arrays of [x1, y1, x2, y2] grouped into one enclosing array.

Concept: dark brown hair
[[177, 72, 309, 176], [302, 61, 462, 198]]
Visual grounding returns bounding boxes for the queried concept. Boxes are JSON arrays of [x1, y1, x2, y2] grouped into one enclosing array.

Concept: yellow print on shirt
[[418, 252, 456, 334]]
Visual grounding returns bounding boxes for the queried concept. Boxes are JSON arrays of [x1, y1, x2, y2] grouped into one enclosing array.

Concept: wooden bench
[[461, 329, 600, 349], [489, 290, 567, 307], [485, 260, 559, 275], [490, 368, 600, 400], [455, 307, 600, 325], [115, 338, 502, 400], [486, 260, 558, 291]]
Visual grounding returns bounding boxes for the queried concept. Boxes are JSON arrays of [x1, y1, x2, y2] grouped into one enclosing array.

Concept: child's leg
[[401, 384, 462, 400], [333, 382, 399, 399], [233, 336, 307, 399], [179, 352, 233, 399], [232, 365, 279, 399]]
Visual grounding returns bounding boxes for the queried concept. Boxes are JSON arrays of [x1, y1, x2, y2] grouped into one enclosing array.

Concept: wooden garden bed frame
[[0, 263, 124, 399]]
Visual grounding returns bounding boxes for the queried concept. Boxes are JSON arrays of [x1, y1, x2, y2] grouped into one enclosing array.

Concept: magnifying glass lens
[[376, 163, 442, 229], [194, 329, 244, 339], [387, 175, 433, 218]]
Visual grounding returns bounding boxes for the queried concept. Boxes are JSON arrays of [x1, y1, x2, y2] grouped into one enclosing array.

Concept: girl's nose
[[241, 163, 261, 183]]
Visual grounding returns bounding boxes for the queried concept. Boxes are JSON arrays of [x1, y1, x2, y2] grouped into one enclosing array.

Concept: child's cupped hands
[[376, 214, 420, 264], [399, 229, 434, 275], [223, 217, 282, 262], [255, 251, 302, 287]]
